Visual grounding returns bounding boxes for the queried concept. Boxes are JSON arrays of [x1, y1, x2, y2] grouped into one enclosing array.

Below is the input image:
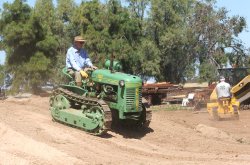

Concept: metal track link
[[51, 87, 112, 135]]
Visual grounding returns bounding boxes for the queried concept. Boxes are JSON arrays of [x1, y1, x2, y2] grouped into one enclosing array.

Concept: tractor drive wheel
[[232, 113, 239, 120], [232, 105, 240, 120]]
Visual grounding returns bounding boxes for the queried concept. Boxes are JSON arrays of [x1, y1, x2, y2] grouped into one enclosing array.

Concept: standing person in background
[[215, 76, 231, 99], [66, 36, 97, 87]]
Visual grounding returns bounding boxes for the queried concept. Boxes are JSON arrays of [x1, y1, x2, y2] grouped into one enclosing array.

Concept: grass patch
[[149, 104, 194, 111]]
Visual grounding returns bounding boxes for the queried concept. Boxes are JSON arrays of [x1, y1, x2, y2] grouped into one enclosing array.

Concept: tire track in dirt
[[1, 96, 250, 164], [0, 123, 84, 165]]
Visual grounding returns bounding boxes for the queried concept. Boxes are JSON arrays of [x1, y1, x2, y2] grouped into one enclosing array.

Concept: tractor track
[[51, 87, 112, 135]]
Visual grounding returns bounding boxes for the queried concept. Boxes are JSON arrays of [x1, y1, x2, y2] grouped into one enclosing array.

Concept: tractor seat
[[62, 67, 73, 80], [218, 97, 231, 106], [218, 97, 231, 101]]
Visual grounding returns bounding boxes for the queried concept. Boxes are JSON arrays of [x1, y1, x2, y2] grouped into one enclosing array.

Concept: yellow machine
[[207, 89, 240, 120], [207, 68, 250, 120]]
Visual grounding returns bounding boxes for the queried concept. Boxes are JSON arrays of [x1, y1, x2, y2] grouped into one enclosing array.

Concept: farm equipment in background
[[142, 82, 212, 110], [207, 91, 240, 120], [207, 67, 250, 120], [49, 60, 151, 135], [142, 82, 182, 105]]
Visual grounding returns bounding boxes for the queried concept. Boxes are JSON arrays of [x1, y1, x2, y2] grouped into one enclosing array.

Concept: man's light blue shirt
[[66, 46, 93, 71]]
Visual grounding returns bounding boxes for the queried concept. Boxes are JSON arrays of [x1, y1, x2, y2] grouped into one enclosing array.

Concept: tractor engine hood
[[91, 69, 142, 86]]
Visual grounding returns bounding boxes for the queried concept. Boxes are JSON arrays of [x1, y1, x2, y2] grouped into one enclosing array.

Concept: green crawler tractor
[[50, 60, 151, 135]]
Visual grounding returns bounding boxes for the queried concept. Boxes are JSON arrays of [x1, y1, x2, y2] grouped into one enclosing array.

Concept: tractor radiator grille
[[126, 88, 142, 111]]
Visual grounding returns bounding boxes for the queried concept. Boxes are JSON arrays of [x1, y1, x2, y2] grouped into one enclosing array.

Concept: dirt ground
[[1, 95, 250, 165]]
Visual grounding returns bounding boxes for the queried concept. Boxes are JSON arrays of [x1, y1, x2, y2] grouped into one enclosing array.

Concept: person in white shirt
[[215, 76, 231, 99], [66, 36, 97, 86]]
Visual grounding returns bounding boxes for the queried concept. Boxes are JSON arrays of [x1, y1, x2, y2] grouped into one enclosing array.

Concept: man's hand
[[80, 70, 88, 78], [83, 66, 98, 72], [91, 65, 98, 70]]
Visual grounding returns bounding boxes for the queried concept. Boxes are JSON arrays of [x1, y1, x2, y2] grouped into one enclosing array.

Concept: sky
[[216, 0, 250, 48], [0, 0, 250, 64]]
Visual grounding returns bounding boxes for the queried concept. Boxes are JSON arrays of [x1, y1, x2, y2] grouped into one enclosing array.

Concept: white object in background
[[187, 93, 195, 100], [182, 98, 189, 106]]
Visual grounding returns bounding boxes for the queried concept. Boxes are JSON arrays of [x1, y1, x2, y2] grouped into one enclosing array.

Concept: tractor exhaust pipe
[[110, 53, 115, 73]]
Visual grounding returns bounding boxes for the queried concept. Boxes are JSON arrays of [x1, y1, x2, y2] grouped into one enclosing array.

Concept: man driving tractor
[[66, 36, 97, 86], [215, 76, 231, 99]]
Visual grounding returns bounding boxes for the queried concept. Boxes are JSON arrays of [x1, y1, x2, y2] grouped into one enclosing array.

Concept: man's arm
[[85, 58, 93, 67], [81, 50, 93, 67], [85, 58, 98, 69]]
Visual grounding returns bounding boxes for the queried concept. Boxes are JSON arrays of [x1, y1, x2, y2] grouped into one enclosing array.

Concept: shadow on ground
[[110, 126, 154, 139]]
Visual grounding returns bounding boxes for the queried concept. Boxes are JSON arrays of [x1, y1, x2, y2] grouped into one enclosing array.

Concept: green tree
[[147, 0, 195, 83], [33, 0, 55, 34], [125, 0, 161, 77], [68, 0, 109, 66], [70, 0, 144, 72], [49, 0, 76, 84], [106, 0, 140, 73], [0, 64, 5, 87], [188, 0, 247, 81], [0, 0, 58, 93], [0, 0, 248, 89]]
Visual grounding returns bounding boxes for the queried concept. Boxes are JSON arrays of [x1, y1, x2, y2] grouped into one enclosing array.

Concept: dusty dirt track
[[1, 96, 250, 165]]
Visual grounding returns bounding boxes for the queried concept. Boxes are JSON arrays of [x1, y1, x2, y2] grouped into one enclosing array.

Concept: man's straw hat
[[74, 36, 86, 42]]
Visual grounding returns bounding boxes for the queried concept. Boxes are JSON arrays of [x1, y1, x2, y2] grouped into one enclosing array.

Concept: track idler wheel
[[50, 94, 70, 110], [50, 94, 71, 120], [85, 106, 106, 135], [232, 105, 239, 120]]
